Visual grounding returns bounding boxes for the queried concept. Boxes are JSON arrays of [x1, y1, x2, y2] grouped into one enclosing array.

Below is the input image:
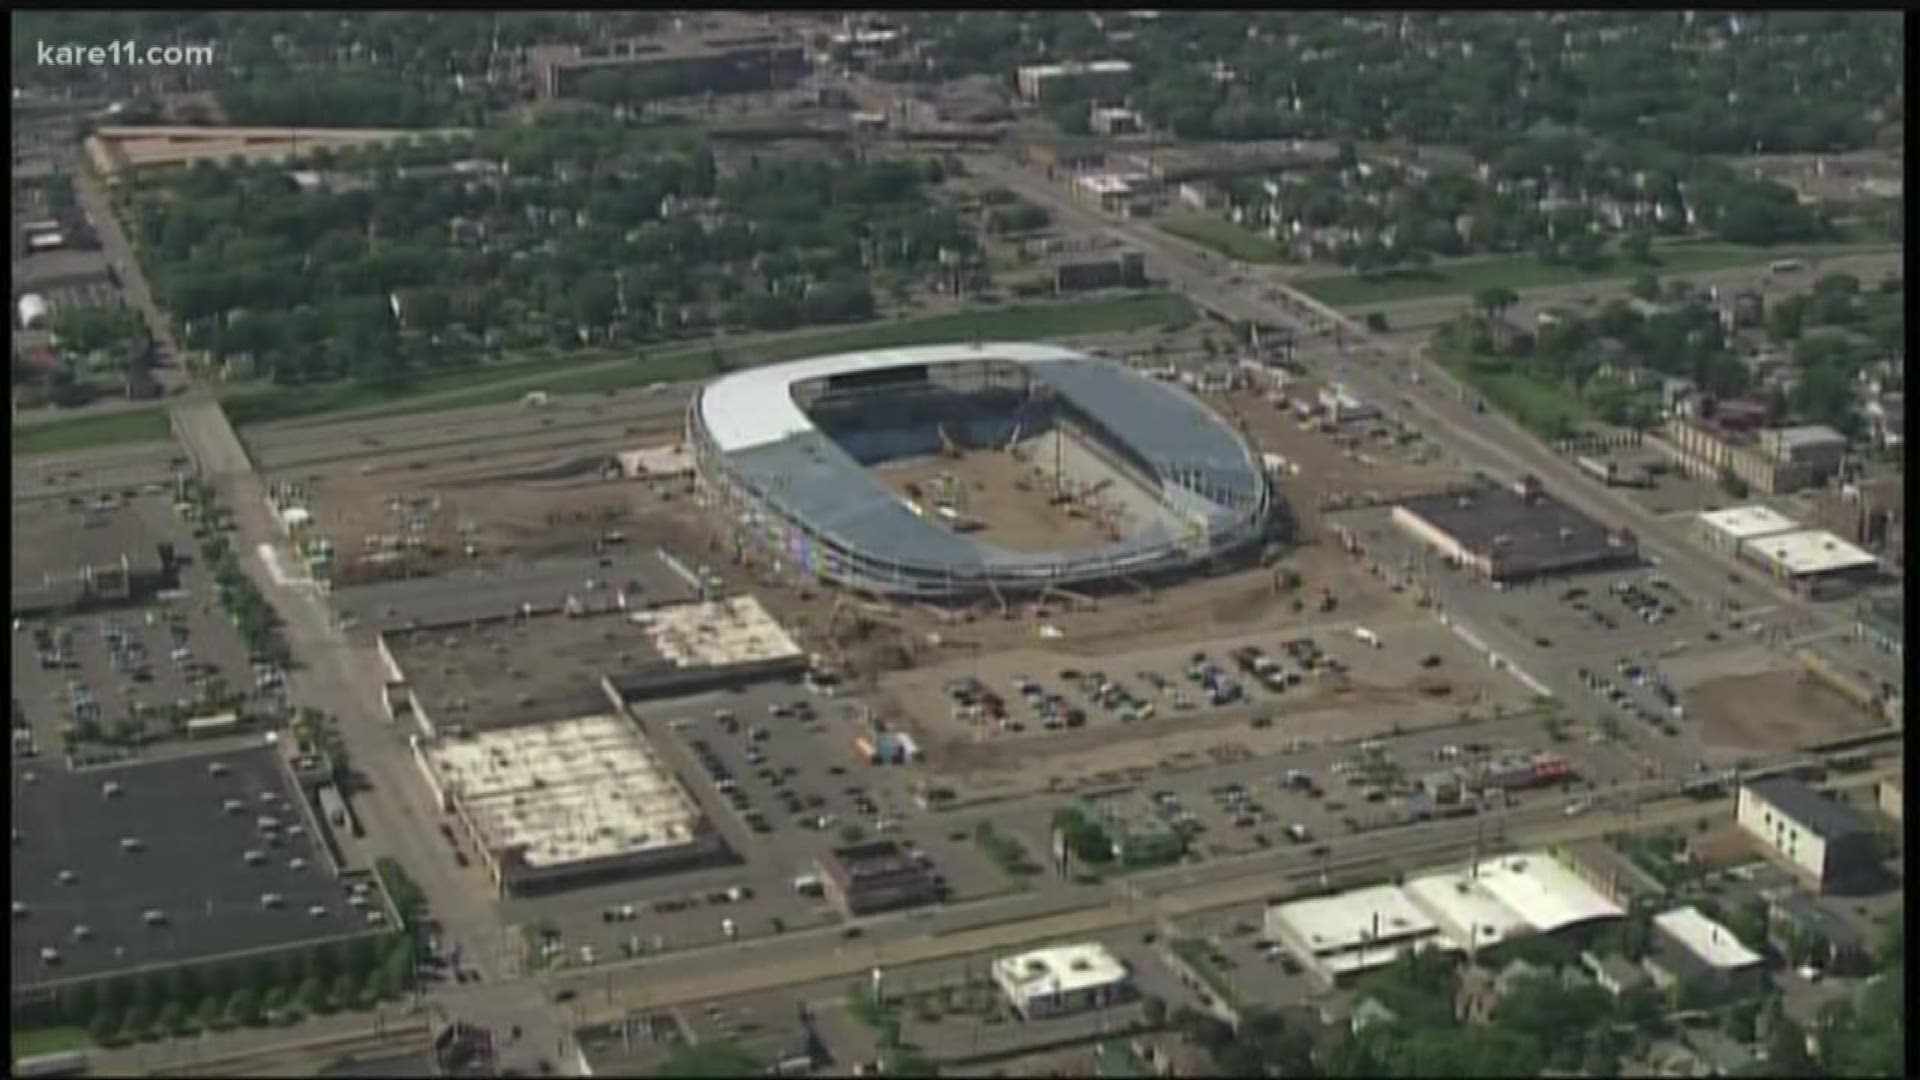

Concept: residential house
[[1580, 950, 1650, 997]]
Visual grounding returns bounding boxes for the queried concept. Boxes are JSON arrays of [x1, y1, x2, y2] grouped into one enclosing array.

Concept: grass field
[[1297, 238, 1901, 307], [11, 406, 172, 457], [11, 1024, 96, 1060], [1435, 344, 1590, 441], [228, 292, 1197, 427], [1158, 214, 1288, 263]]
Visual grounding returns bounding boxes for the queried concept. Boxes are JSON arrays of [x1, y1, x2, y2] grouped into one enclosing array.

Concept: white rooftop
[[1655, 906, 1763, 970], [1747, 529, 1878, 577], [1466, 851, 1625, 933], [697, 342, 1085, 452], [426, 714, 704, 870], [1403, 867, 1537, 948], [1269, 884, 1441, 957], [1698, 505, 1801, 541], [630, 596, 803, 668], [992, 942, 1130, 1000], [1771, 425, 1846, 451]]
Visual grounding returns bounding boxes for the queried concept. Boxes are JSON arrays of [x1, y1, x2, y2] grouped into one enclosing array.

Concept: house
[[1736, 778, 1878, 893], [1645, 906, 1765, 998], [1580, 950, 1650, 997], [1762, 890, 1870, 974]]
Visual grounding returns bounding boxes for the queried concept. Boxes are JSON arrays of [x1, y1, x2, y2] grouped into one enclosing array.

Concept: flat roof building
[[532, 32, 805, 102], [415, 714, 717, 897], [1392, 477, 1637, 582], [1736, 778, 1877, 894], [1015, 60, 1134, 104], [1741, 529, 1879, 597], [11, 498, 173, 616], [992, 943, 1133, 1020], [1646, 906, 1764, 995], [1696, 505, 1801, 558], [1266, 884, 1455, 984], [816, 840, 941, 917], [11, 740, 390, 1005]]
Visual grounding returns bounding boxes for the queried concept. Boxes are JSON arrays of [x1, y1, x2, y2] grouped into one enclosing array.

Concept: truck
[[1351, 627, 1382, 649]]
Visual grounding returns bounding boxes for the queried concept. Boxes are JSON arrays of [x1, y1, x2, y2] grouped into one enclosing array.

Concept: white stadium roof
[[698, 342, 1085, 453], [1698, 505, 1801, 542]]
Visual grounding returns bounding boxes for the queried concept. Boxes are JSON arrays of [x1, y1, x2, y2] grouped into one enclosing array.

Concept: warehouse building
[[816, 840, 941, 917], [413, 714, 719, 897], [1739, 529, 1879, 598], [532, 31, 805, 102], [1645, 906, 1764, 998], [1736, 778, 1877, 894], [11, 499, 174, 616], [992, 943, 1133, 1020], [1663, 397, 1846, 495], [1015, 59, 1133, 104], [1391, 476, 1638, 582], [1695, 505, 1801, 559], [10, 739, 395, 1011], [1267, 850, 1624, 985]]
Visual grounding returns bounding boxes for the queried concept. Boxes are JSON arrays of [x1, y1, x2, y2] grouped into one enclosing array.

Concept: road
[[958, 152, 1864, 675], [526, 764, 1895, 1023]]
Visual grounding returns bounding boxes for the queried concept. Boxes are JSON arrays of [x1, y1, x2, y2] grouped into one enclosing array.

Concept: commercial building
[[992, 943, 1133, 1020], [11, 498, 174, 616], [1695, 505, 1801, 559], [816, 840, 941, 917], [10, 739, 394, 1009], [1875, 773, 1901, 823], [1391, 476, 1638, 582], [1015, 60, 1134, 105], [1054, 252, 1146, 294], [1739, 529, 1879, 598], [1645, 906, 1764, 997], [413, 714, 718, 897], [1662, 397, 1846, 494], [532, 33, 805, 102], [1853, 594, 1903, 661], [1736, 778, 1877, 894], [1268, 851, 1624, 985]]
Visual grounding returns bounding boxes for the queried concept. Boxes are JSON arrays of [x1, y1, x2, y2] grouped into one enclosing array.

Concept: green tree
[[159, 998, 189, 1035], [228, 987, 261, 1027], [1365, 311, 1391, 332], [89, 1008, 121, 1046], [1622, 230, 1655, 265], [650, 1040, 764, 1077], [1474, 286, 1519, 321], [122, 1002, 154, 1041], [196, 995, 224, 1031]]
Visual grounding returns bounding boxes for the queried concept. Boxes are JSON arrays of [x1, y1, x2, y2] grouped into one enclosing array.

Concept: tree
[[1140, 993, 1168, 1028], [332, 972, 359, 1011], [228, 987, 262, 1027], [196, 995, 224, 1031], [298, 974, 330, 1015], [1474, 286, 1519, 321], [89, 1008, 121, 1046], [159, 998, 189, 1035], [1628, 273, 1662, 301], [1365, 311, 1391, 332], [1622, 230, 1655, 265], [122, 1002, 155, 1041]]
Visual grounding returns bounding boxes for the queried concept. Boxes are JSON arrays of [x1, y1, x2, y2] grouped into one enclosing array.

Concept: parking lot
[[11, 497, 274, 759]]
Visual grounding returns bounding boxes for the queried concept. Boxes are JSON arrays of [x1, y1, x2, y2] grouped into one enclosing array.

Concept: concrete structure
[[1580, 950, 1651, 997], [1054, 252, 1145, 294], [617, 444, 696, 481], [532, 33, 805, 102], [691, 343, 1275, 600], [1646, 906, 1764, 997], [11, 499, 172, 616], [992, 943, 1133, 1019], [1739, 529, 1879, 598], [1391, 476, 1638, 582], [1695, 505, 1801, 559], [1089, 106, 1144, 137], [1663, 398, 1846, 494], [1736, 779, 1877, 894], [816, 840, 940, 917], [1552, 839, 1671, 913], [1318, 383, 1379, 423], [415, 714, 716, 897], [84, 126, 460, 182], [17, 292, 49, 329], [1015, 60, 1133, 105]]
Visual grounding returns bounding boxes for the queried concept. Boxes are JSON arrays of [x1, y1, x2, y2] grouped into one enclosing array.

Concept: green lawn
[[11, 1025, 96, 1060], [1434, 343, 1590, 441], [226, 292, 1197, 427], [12, 406, 172, 457], [1159, 214, 1288, 263], [1297, 238, 1901, 307]]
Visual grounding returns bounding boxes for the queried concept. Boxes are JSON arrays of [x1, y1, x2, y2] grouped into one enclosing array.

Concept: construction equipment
[[938, 424, 962, 460]]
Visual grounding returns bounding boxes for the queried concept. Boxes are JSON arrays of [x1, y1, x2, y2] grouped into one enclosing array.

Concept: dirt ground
[[1202, 386, 1466, 537], [1687, 668, 1881, 753], [872, 448, 1130, 552]]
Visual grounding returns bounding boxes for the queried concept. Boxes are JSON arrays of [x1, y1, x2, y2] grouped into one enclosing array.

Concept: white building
[[1015, 59, 1133, 104], [1318, 382, 1378, 423], [1741, 528, 1879, 597], [1647, 905, 1764, 994], [17, 293, 49, 330], [1736, 778, 1877, 893], [992, 943, 1133, 1019], [1696, 505, 1801, 559], [1269, 851, 1623, 984]]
